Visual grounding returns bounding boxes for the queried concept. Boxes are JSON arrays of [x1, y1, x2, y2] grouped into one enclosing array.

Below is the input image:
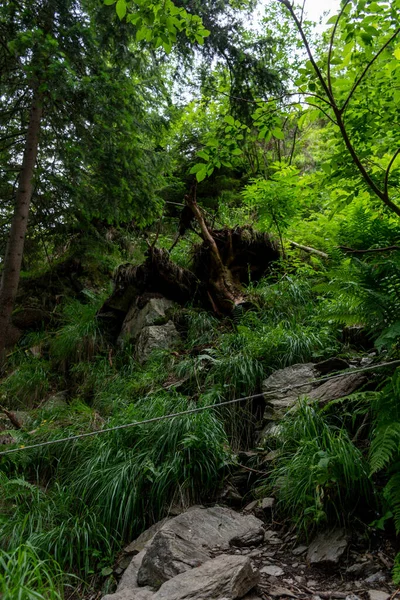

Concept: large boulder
[[136, 322, 180, 363], [118, 298, 175, 346], [308, 372, 367, 406], [103, 551, 154, 600], [154, 554, 259, 600], [261, 362, 368, 429], [137, 507, 264, 588], [262, 363, 319, 421]]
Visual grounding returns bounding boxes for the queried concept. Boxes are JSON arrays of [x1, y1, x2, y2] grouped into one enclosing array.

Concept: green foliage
[[71, 392, 229, 539], [107, 0, 210, 53], [50, 291, 106, 364], [2, 355, 51, 409], [319, 252, 400, 347], [0, 543, 64, 600], [262, 400, 371, 535], [241, 164, 300, 237], [0, 474, 112, 578], [369, 371, 400, 530]]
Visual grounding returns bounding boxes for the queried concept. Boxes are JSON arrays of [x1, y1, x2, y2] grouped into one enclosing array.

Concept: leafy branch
[[277, 0, 400, 218]]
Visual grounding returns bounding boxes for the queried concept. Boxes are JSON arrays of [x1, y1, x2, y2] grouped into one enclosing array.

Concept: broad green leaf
[[272, 128, 284, 140], [197, 150, 210, 160], [116, 0, 126, 20], [196, 167, 208, 182], [224, 115, 235, 126], [190, 163, 206, 174]]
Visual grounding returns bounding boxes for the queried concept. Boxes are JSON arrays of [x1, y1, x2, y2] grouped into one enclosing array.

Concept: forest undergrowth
[[2, 0, 400, 597]]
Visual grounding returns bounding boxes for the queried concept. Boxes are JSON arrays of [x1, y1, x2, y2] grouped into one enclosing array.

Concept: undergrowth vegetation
[[2, 0, 400, 596]]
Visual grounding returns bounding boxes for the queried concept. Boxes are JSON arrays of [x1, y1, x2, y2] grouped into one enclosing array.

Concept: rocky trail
[[101, 505, 398, 600]]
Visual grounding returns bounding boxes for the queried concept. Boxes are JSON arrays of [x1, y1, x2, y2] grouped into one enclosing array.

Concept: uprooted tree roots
[[100, 189, 280, 333]]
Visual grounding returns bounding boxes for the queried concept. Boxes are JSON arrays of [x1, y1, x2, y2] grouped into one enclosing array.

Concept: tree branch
[[305, 102, 337, 125], [339, 245, 400, 254], [289, 240, 329, 258], [0, 405, 23, 429], [384, 148, 400, 197], [341, 27, 400, 114], [327, 0, 352, 96], [277, 0, 335, 105]]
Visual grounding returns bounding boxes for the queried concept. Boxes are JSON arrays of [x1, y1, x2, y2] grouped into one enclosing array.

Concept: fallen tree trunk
[[99, 202, 280, 334]]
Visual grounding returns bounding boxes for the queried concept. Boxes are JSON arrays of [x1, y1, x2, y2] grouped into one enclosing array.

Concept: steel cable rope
[[1, 359, 399, 457]]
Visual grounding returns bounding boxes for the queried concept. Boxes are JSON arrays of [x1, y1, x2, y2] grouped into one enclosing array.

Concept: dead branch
[[0, 405, 23, 429], [339, 245, 400, 254], [289, 240, 329, 259]]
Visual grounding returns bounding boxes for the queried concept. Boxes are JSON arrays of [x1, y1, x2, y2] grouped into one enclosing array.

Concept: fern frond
[[369, 423, 400, 474], [384, 472, 400, 533]]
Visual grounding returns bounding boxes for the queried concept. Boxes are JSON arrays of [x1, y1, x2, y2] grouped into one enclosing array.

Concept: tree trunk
[[185, 186, 244, 314], [0, 90, 43, 367]]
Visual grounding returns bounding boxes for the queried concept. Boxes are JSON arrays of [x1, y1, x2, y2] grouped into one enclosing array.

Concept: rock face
[[307, 529, 349, 565], [103, 507, 263, 600], [154, 555, 259, 600], [116, 296, 180, 363], [262, 363, 319, 421], [308, 372, 368, 406], [118, 298, 175, 346], [136, 321, 180, 363], [260, 361, 368, 443], [137, 506, 264, 587]]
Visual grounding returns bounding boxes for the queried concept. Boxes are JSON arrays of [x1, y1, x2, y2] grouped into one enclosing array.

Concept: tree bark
[[185, 186, 244, 313], [0, 90, 43, 367]]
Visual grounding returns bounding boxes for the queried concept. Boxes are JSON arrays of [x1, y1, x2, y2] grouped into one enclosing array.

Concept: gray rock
[[124, 519, 170, 556], [264, 530, 281, 544], [0, 410, 31, 430], [118, 297, 175, 346], [262, 363, 318, 420], [243, 501, 259, 513], [136, 322, 180, 363], [367, 592, 390, 600], [230, 528, 265, 547], [154, 554, 259, 600], [307, 529, 349, 565], [260, 565, 284, 577], [292, 545, 308, 556], [137, 530, 210, 588], [137, 507, 264, 588], [103, 551, 154, 600], [308, 373, 367, 406], [346, 562, 379, 577], [41, 392, 67, 410], [260, 498, 275, 510], [259, 422, 283, 444], [365, 571, 387, 584]]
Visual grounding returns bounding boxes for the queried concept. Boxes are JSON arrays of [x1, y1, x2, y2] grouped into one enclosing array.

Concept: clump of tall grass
[[0, 474, 112, 578], [260, 400, 371, 536], [71, 391, 230, 540], [185, 310, 220, 347], [50, 290, 106, 364], [1, 355, 52, 409], [0, 543, 65, 600]]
